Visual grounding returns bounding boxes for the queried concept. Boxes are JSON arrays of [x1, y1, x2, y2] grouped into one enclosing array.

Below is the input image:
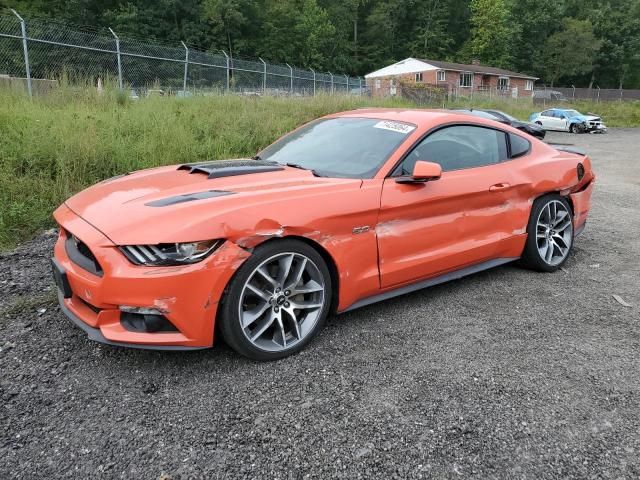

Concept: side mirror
[[396, 161, 442, 184]]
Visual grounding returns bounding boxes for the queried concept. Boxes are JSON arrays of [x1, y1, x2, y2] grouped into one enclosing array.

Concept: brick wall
[[367, 70, 534, 99]]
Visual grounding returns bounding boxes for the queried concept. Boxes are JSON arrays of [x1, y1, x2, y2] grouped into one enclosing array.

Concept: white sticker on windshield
[[373, 120, 415, 134]]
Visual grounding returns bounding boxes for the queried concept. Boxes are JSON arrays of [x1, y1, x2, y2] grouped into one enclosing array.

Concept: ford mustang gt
[[52, 109, 595, 360]]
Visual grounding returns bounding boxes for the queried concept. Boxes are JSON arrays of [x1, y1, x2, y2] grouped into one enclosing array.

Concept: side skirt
[[340, 257, 518, 313]]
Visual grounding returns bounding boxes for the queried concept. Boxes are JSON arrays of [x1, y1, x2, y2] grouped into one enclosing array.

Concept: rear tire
[[520, 194, 574, 272], [219, 239, 332, 361]]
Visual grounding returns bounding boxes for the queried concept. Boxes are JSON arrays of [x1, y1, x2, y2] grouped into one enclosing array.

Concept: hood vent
[[178, 159, 284, 179], [145, 190, 233, 207]]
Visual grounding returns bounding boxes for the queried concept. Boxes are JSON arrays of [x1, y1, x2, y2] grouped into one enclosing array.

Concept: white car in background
[[529, 108, 607, 134]]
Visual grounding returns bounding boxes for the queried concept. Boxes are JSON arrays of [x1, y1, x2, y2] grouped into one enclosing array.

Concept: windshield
[[564, 110, 582, 117], [258, 117, 415, 178]]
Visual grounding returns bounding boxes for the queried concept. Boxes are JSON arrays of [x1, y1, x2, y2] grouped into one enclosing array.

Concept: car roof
[[327, 108, 501, 129], [451, 109, 500, 119]]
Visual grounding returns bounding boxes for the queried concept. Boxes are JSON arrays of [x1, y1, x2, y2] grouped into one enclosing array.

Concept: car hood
[[570, 114, 598, 122], [63, 160, 363, 245]]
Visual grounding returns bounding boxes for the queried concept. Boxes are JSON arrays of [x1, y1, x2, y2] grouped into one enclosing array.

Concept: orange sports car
[[52, 109, 595, 360]]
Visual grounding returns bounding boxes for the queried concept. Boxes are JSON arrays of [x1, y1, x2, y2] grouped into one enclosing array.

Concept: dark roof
[[418, 59, 538, 80]]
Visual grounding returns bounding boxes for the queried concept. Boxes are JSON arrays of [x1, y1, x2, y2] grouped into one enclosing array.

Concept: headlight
[[120, 240, 223, 266]]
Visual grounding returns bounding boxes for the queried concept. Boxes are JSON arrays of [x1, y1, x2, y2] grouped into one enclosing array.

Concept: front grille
[[64, 229, 103, 277]]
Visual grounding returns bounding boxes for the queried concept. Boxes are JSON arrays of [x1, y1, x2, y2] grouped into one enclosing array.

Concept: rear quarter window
[[509, 133, 531, 158]]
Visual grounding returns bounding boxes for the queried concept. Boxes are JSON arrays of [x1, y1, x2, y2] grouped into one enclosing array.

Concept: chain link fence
[[0, 10, 365, 97], [534, 86, 640, 103]]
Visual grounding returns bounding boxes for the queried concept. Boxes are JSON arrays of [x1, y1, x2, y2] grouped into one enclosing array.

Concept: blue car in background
[[529, 108, 607, 134]]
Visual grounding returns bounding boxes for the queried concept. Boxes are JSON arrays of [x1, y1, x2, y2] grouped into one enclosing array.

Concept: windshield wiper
[[285, 162, 325, 177]]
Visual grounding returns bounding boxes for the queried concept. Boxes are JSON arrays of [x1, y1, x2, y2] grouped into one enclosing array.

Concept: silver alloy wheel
[[239, 252, 326, 352], [536, 200, 573, 266]]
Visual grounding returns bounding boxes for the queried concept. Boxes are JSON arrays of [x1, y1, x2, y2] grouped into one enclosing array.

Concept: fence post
[[221, 50, 230, 92], [597, 85, 600, 103], [286, 63, 293, 95], [11, 9, 32, 97], [359, 77, 363, 95], [329, 72, 334, 94], [310, 68, 316, 96], [344, 74, 348, 94], [181, 41, 189, 92], [108, 28, 123, 90], [259, 57, 266, 94]]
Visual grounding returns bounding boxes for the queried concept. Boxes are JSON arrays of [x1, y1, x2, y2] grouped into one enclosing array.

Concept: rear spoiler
[[547, 143, 586, 156]]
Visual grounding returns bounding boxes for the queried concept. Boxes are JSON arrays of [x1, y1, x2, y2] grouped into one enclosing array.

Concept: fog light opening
[[119, 306, 178, 333]]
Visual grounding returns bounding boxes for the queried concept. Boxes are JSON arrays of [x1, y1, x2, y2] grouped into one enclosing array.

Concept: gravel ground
[[1, 129, 639, 479]]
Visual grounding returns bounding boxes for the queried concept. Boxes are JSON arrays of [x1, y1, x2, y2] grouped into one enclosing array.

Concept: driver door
[[377, 124, 517, 288], [553, 111, 569, 131]]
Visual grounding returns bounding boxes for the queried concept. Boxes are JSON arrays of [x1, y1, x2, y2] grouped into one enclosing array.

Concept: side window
[[399, 125, 508, 174], [509, 133, 531, 158], [541, 110, 552, 117]]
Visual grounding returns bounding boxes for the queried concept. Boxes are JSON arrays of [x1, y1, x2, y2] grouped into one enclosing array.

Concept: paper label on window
[[373, 121, 415, 134]]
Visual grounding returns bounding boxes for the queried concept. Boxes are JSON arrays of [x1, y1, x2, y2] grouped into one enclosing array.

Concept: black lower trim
[[340, 257, 518, 313], [51, 258, 72, 298], [56, 291, 207, 351], [574, 222, 586, 237]]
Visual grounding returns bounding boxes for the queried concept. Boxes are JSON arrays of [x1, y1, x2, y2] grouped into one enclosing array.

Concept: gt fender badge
[[352, 226, 370, 234]]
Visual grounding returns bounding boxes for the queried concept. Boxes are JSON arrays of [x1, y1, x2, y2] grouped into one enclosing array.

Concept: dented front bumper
[[52, 204, 250, 349]]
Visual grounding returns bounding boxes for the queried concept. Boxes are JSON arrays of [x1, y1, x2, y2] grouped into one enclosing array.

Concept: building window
[[459, 72, 473, 88], [375, 79, 381, 89], [437, 70, 446, 82], [498, 77, 510, 90], [415, 72, 423, 83], [525, 80, 533, 91]]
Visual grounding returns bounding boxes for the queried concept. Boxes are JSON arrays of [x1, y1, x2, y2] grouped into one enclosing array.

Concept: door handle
[[489, 183, 511, 192]]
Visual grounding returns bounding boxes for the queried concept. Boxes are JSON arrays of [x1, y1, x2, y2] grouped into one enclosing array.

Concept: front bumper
[[52, 204, 250, 349], [587, 124, 607, 133]]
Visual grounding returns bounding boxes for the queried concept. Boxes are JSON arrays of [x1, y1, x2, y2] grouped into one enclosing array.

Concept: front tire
[[219, 239, 332, 361], [521, 195, 574, 272], [569, 123, 584, 134]]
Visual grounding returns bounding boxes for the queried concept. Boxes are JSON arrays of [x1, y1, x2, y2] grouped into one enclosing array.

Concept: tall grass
[[1, 84, 638, 250], [0, 85, 411, 249]]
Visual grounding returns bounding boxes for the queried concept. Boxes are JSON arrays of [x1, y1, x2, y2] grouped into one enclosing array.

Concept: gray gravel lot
[[1, 129, 639, 479]]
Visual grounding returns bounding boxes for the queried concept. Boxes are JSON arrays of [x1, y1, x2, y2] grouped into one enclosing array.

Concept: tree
[[510, 0, 563, 76], [361, 0, 414, 68], [542, 18, 601, 87], [203, 0, 256, 57], [408, 0, 454, 60], [465, 0, 517, 68], [259, 0, 335, 69]]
